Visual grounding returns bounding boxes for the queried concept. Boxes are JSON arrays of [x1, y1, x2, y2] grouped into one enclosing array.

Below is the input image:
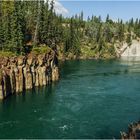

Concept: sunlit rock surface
[[116, 40, 140, 57], [0, 51, 59, 99]]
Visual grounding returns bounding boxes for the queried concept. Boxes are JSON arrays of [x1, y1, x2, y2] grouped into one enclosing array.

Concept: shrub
[[31, 45, 52, 55], [0, 51, 17, 57]]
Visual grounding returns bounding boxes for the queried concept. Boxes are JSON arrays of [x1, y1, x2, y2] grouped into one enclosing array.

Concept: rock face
[[121, 121, 140, 139], [115, 40, 140, 57], [0, 51, 59, 99]]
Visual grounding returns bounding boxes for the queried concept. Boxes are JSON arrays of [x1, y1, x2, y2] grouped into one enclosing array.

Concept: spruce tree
[[42, 0, 49, 45], [38, 0, 45, 44], [10, 1, 24, 54], [126, 33, 132, 46], [1, 0, 14, 50], [0, 1, 3, 50], [106, 14, 110, 23]]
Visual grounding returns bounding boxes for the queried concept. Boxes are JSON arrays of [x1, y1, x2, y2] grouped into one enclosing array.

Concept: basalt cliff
[[0, 50, 59, 99]]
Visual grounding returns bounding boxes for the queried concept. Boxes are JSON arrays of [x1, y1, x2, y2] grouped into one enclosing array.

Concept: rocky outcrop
[[0, 51, 59, 99], [115, 40, 140, 57], [121, 121, 140, 139]]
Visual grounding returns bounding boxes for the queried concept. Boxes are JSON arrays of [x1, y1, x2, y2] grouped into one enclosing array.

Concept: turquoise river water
[[0, 58, 140, 138]]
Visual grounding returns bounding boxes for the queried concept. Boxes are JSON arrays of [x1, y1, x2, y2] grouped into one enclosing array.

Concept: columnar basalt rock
[[0, 51, 59, 99], [52, 66, 59, 81], [10, 68, 16, 94]]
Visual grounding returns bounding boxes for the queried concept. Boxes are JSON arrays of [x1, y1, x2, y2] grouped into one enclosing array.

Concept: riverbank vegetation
[[0, 0, 140, 59]]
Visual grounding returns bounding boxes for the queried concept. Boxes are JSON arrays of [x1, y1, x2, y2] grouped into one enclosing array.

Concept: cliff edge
[[0, 50, 59, 99]]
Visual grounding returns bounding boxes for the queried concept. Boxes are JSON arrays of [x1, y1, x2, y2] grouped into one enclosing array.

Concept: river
[[0, 58, 140, 138]]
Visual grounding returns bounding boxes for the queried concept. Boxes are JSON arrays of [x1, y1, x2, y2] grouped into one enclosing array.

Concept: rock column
[[0, 51, 59, 99]]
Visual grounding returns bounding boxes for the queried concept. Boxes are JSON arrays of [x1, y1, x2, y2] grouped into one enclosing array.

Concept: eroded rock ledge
[[0, 51, 59, 99], [121, 121, 140, 139]]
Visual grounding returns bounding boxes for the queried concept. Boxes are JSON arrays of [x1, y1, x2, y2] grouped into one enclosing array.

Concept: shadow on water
[[60, 59, 136, 79], [59, 59, 118, 76], [0, 82, 58, 113]]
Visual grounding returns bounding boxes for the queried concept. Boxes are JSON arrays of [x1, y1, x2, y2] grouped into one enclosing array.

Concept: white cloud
[[54, 0, 69, 15], [48, 0, 69, 15]]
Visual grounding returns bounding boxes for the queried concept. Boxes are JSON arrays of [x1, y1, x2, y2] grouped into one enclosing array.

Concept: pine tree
[[33, 0, 41, 47], [106, 14, 109, 23], [0, 1, 3, 50], [126, 33, 132, 46], [117, 22, 124, 42], [41, 0, 49, 45], [46, 0, 55, 47], [9, 1, 24, 54], [130, 18, 134, 27], [38, 0, 45, 44]]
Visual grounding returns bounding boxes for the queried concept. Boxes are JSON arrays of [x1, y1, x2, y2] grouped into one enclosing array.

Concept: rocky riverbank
[[0, 50, 59, 99], [121, 121, 140, 139]]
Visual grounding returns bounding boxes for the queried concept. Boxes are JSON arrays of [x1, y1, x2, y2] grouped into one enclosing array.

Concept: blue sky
[[58, 1, 140, 21]]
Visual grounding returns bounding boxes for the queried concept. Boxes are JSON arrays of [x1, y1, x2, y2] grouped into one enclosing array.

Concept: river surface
[[0, 58, 140, 138]]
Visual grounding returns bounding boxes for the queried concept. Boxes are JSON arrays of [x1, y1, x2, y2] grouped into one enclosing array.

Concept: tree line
[[0, 0, 63, 54], [0, 0, 140, 57]]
